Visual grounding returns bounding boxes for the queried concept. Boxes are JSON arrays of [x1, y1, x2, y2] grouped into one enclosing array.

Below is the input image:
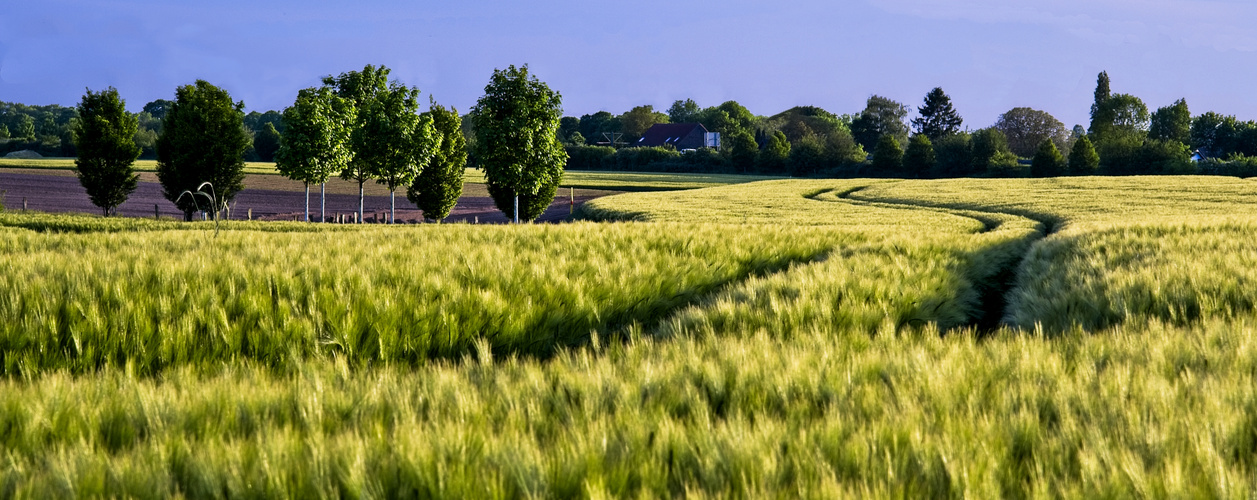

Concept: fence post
[[23, 198, 27, 211]]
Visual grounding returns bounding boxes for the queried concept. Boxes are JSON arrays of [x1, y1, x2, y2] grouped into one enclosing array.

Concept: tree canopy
[[472, 64, 567, 222], [275, 87, 356, 221], [155, 80, 250, 220], [1148, 98, 1191, 144], [851, 95, 909, 152], [73, 87, 141, 216], [911, 87, 963, 140], [993, 107, 1069, 158], [409, 100, 467, 221]]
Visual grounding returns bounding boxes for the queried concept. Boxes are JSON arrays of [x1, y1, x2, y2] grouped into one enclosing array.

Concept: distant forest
[[9, 71, 1257, 178]]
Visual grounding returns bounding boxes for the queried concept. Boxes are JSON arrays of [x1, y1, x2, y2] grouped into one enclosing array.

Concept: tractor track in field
[[824, 182, 1060, 333]]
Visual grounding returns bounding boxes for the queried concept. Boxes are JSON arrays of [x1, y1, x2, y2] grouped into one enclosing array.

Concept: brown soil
[[0, 170, 617, 224]]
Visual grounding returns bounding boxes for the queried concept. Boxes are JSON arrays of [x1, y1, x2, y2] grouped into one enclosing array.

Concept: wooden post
[[22, 198, 27, 211], [154, 204, 159, 219], [248, 208, 252, 221]]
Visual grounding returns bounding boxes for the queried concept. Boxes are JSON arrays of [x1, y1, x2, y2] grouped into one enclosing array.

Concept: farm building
[[634, 123, 721, 150]]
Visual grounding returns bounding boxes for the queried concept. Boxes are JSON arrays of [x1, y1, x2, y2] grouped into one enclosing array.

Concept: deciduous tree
[[903, 133, 935, 178], [73, 87, 141, 216], [911, 87, 963, 140], [359, 82, 436, 224], [994, 107, 1068, 158], [252, 122, 281, 162], [156, 80, 250, 221], [472, 64, 567, 222], [620, 105, 668, 141], [323, 64, 390, 222], [755, 130, 790, 173], [851, 95, 909, 152], [1067, 135, 1099, 175], [871, 134, 903, 174], [728, 129, 758, 172], [1030, 139, 1065, 177], [408, 100, 467, 221], [1149, 98, 1190, 144], [275, 87, 355, 222], [667, 99, 700, 123]]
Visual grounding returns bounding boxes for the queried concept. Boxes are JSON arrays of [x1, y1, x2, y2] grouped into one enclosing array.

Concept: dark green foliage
[[73, 87, 141, 216], [822, 129, 866, 169], [487, 175, 558, 221], [995, 107, 1068, 158], [931, 133, 973, 178], [621, 105, 668, 142], [912, 87, 963, 140], [1096, 131, 1144, 175], [0, 124, 8, 139], [142, 99, 174, 120], [728, 129, 758, 173], [602, 146, 681, 170], [871, 135, 903, 174], [1191, 112, 1249, 158], [1137, 139, 1193, 174], [244, 110, 285, 135], [788, 136, 826, 177], [16, 115, 34, 141], [766, 106, 849, 144], [565, 145, 616, 170], [903, 134, 935, 178], [714, 101, 756, 135], [155, 80, 250, 220], [970, 129, 1014, 175], [578, 111, 618, 145], [1089, 71, 1113, 138], [851, 95, 910, 152], [408, 102, 467, 220], [252, 122, 281, 162], [1030, 140, 1065, 177], [1196, 155, 1257, 177], [558, 116, 580, 143], [472, 65, 567, 222], [1149, 99, 1191, 144], [569, 131, 586, 146], [667, 99, 701, 123], [1067, 136, 1099, 175], [756, 131, 790, 174]]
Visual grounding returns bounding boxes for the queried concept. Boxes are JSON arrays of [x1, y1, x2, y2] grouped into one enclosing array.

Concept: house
[[634, 123, 720, 150]]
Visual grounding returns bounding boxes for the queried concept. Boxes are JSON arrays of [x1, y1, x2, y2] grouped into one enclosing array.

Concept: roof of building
[[635, 123, 708, 147]]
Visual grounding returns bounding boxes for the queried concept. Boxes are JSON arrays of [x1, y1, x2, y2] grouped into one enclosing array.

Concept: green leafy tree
[[1067, 135, 1099, 175], [620, 105, 668, 141], [755, 130, 790, 173], [1137, 139, 1192, 175], [971, 128, 1013, 174], [73, 87, 142, 216], [822, 130, 866, 169], [903, 133, 935, 178], [275, 87, 356, 222], [359, 82, 437, 224], [408, 100, 467, 221], [728, 129, 758, 172], [1190, 111, 1236, 158], [911, 87, 963, 140], [716, 101, 756, 134], [667, 99, 701, 123], [569, 131, 586, 146], [932, 132, 973, 177], [142, 99, 174, 120], [994, 107, 1068, 158], [871, 135, 903, 174], [0, 124, 8, 139], [787, 135, 826, 177], [1030, 139, 1065, 177], [851, 95, 909, 152], [156, 80, 250, 221], [323, 64, 390, 222], [1105, 94, 1150, 133], [558, 116, 580, 143], [253, 122, 281, 162], [1089, 71, 1114, 138], [1149, 98, 1190, 144], [16, 115, 35, 141], [472, 64, 567, 222]]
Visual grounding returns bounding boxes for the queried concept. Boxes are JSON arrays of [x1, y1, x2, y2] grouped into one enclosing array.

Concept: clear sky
[[4, 0, 1257, 129]]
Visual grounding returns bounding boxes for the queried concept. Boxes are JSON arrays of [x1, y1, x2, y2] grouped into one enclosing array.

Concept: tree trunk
[[183, 209, 194, 222], [513, 194, 519, 224], [390, 190, 395, 224], [358, 180, 365, 223], [304, 183, 310, 222], [320, 183, 326, 223]]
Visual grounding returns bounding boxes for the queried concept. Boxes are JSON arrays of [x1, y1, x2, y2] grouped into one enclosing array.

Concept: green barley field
[[4, 175, 1257, 497]]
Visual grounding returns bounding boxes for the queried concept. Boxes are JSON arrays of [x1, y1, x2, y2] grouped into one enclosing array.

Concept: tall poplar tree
[[472, 65, 567, 223], [73, 87, 141, 216], [409, 100, 468, 221], [1089, 71, 1114, 139]]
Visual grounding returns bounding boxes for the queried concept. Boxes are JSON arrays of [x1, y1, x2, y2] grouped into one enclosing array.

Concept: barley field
[[4, 175, 1257, 497]]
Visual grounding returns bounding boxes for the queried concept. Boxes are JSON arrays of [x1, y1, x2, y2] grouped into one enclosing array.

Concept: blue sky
[[4, 0, 1257, 129]]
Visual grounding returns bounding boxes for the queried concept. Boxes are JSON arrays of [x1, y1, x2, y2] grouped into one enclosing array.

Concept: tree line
[[72, 64, 565, 222], [559, 71, 1257, 179]]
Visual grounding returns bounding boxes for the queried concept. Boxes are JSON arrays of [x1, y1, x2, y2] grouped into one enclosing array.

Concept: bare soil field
[[0, 169, 616, 223]]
